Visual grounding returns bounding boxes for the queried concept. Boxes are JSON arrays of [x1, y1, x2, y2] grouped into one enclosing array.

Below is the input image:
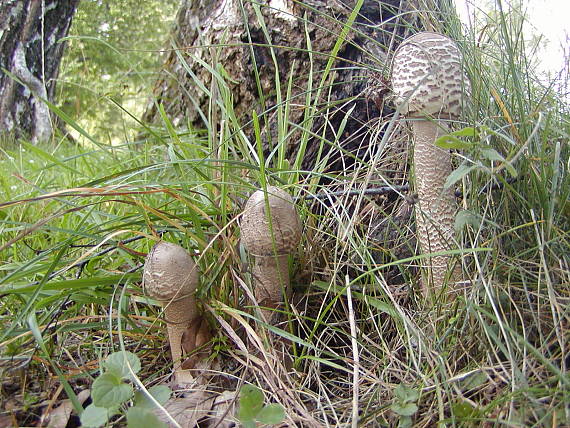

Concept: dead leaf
[[46, 389, 91, 428], [154, 389, 216, 428], [0, 415, 16, 428], [205, 390, 237, 428]]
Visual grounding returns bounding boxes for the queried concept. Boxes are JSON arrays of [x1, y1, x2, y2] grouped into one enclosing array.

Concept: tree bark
[[143, 0, 434, 171], [0, 0, 79, 143]]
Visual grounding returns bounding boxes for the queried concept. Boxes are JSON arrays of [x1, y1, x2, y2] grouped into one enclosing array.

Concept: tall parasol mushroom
[[391, 31, 470, 297]]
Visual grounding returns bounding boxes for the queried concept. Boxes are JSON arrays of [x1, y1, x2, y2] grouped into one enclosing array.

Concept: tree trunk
[[143, 0, 435, 171], [0, 0, 79, 144]]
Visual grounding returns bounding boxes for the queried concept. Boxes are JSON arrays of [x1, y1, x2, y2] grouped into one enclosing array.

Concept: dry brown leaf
[[204, 390, 238, 428], [0, 415, 16, 428], [46, 389, 91, 428], [154, 389, 216, 428]]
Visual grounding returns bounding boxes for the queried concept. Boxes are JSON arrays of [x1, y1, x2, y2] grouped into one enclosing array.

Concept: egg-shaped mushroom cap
[[391, 32, 469, 119], [241, 186, 301, 257], [143, 241, 199, 301]]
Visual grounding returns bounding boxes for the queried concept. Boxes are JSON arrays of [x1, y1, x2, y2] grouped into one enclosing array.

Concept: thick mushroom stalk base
[[413, 120, 461, 295]]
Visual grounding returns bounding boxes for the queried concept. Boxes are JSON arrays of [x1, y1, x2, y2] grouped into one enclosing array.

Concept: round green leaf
[[80, 403, 112, 428], [398, 415, 413, 428], [126, 407, 168, 428], [92, 373, 133, 408], [391, 402, 418, 417], [256, 404, 285, 424], [394, 384, 419, 402], [134, 385, 171, 409], [238, 385, 264, 421], [103, 351, 141, 379], [454, 209, 482, 233], [452, 401, 478, 418]]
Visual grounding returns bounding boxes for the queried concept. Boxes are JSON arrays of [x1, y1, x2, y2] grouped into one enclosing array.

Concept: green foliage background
[[57, 0, 178, 143]]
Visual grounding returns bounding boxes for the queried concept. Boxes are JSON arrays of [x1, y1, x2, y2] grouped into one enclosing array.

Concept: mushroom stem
[[412, 120, 460, 295], [164, 308, 196, 369], [251, 254, 290, 307]]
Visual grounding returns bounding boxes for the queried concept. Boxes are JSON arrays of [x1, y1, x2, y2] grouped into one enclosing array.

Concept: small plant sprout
[[391, 31, 470, 297], [240, 186, 301, 321], [143, 241, 207, 382], [237, 384, 285, 427], [80, 351, 171, 428]]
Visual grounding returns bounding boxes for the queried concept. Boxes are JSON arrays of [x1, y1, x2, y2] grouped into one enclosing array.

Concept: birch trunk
[[0, 0, 79, 143]]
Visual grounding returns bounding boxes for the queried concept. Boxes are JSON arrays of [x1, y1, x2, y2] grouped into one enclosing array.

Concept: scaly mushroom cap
[[391, 32, 469, 119], [241, 186, 301, 256], [143, 241, 199, 302]]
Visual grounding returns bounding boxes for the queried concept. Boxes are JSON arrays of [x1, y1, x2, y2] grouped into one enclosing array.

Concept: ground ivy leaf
[[103, 351, 141, 380], [455, 209, 482, 233], [398, 415, 413, 428], [80, 403, 112, 427], [434, 134, 473, 150], [452, 401, 478, 418], [92, 373, 133, 408], [238, 385, 264, 421], [126, 407, 168, 428], [445, 163, 478, 189], [458, 371, 488, 392], [394, 384, 419, 403], [256, 404, 285, 424], [391, 402, 418, 417], [134, 385, 171, 409]]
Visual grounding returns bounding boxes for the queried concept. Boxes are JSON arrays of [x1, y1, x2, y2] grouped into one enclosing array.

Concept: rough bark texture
[[143, 0, 432, 171], [0, 0, 79, 143]]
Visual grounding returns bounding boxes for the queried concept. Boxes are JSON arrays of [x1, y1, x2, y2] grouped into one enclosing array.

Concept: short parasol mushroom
[[240, 186, 301, 321], [143, 241, 209, 381], [391, 32, 469, 296]]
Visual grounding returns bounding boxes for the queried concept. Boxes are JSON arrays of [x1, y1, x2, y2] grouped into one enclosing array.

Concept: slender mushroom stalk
[[143, 241, 202, 378], [391, 32, 469, 296], [240, 186, 301, 320]]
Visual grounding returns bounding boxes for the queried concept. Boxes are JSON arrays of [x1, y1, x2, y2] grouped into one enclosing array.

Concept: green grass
[[1, 0, 569, 426]]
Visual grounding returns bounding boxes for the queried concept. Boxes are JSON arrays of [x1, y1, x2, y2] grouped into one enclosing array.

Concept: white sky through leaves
[[453, 0, 569, 76]]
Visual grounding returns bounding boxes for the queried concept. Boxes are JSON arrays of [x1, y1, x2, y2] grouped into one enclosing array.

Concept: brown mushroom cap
[[143, 241, 199, 302], [392, 31, 469, 119], [241, 186, 301, 256]]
